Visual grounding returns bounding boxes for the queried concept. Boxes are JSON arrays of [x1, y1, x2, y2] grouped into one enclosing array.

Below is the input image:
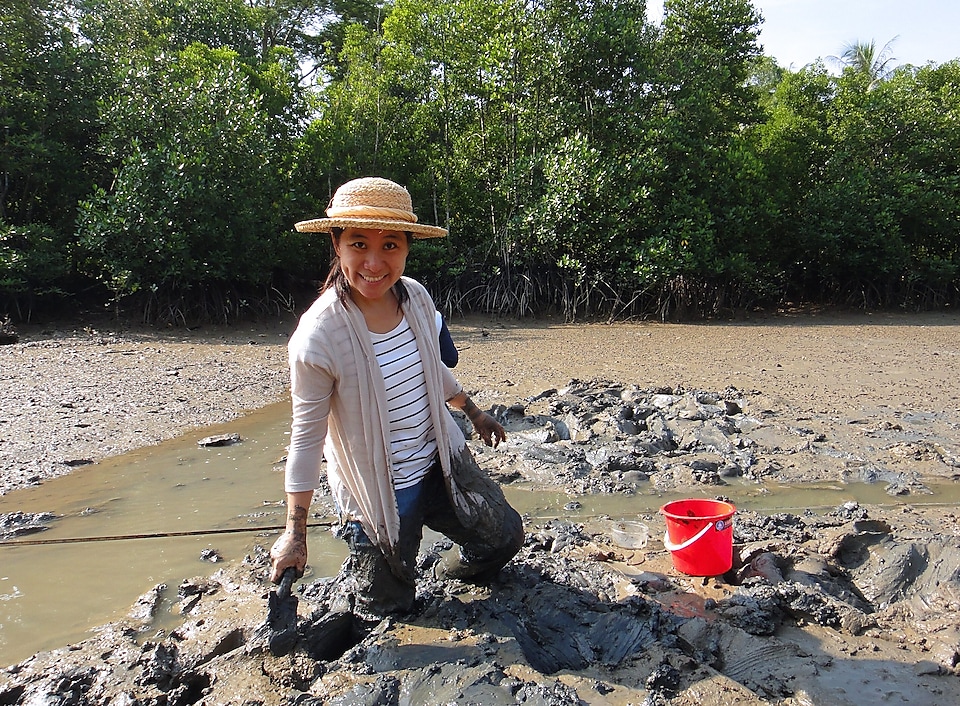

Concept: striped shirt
[[369, 317, 438, 490]]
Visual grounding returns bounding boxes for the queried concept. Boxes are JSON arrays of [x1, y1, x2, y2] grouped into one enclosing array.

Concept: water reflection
[[3, 401, 959, 667]]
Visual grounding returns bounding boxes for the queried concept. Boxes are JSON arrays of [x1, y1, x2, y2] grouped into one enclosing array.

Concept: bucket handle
[[662, 521, 713, 552]]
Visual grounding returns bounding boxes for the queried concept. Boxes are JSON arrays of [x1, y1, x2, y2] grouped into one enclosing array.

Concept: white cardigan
[[284, 277, 469, 561]]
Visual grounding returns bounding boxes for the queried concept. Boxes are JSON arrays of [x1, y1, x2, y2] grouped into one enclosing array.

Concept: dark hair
[[321, 228, 412, 309]]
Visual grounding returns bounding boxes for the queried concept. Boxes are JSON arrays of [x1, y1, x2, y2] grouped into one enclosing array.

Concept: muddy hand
[[269, 529, 307, 583], [473, 411, 506, 448]]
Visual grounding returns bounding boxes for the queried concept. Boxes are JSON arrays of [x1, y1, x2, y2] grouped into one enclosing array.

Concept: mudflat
[[4, 310, 959, 494], [2, 310, 959, 704]]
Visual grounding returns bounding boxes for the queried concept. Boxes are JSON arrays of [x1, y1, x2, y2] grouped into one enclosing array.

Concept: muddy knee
[[344, 545, 416, 616], [339, 523, 417, 617], [440, 506, 525, 581]]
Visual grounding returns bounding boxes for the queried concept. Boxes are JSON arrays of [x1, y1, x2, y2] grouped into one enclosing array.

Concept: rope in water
[[0, 521, 336, 547], [8, 495, 955, 548], [0, 512, 631, 549]]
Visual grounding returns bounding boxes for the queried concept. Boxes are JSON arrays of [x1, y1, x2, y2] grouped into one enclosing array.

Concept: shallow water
[[3, 401, 960, 667]]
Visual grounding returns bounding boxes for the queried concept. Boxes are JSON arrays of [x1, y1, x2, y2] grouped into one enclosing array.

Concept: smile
[[360, 273, 387, 283]]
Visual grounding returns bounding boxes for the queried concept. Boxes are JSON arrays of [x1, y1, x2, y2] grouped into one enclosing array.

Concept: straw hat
[[295, 177, 447, 239]]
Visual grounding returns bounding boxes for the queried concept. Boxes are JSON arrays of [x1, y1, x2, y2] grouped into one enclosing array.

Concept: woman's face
[[333, 227, 410, 305]]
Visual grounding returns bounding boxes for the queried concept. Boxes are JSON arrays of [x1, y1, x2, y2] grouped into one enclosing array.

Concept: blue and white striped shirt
[[369, 317, 438, 490]]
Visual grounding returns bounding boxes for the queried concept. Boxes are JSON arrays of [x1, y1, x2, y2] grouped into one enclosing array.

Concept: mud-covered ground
[[2, 311, 960, 704]]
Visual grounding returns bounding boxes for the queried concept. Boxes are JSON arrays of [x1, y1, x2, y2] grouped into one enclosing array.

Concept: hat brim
[[294, 217, 447, 239]]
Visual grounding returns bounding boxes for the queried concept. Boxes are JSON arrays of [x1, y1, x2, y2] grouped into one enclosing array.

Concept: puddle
[[0, 401, 308, 666], [3, 402, 960, 667]]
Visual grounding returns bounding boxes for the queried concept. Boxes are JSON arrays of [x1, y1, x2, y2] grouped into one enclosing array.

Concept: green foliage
[[775, 61, 960, 307], [630, 0, 767, 316], [78, 46, 286, 300], [0, 221, 72, 298], [3, 0, 960, 322], [0, 1, 99, 228]]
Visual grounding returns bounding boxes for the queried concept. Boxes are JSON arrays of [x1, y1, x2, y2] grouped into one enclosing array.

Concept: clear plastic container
[[610, 520, 649, 549]]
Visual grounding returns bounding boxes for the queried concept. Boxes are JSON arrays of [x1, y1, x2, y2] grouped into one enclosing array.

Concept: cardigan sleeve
[[283, 294, 341, 495], [441, 362, 462, 401], [284, 355, 335, 493]]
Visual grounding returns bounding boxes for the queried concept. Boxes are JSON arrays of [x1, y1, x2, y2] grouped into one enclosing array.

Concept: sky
[[647, 0, 960, 71]]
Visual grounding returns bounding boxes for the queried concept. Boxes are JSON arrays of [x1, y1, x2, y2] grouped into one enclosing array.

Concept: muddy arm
[[269, 490, 312, 583], [447, 391, 505, 448]]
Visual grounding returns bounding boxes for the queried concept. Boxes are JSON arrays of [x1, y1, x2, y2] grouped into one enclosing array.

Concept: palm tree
[[829, 36, 899, 89]]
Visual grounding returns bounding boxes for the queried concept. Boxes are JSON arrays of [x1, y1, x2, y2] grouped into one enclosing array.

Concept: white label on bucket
[[715, 520, 728, 531]]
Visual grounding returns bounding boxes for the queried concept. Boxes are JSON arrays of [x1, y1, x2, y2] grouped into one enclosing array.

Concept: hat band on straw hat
[[326, 205, 418, 223]]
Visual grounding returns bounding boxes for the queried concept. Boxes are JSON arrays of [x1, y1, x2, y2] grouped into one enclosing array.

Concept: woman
[[269, 177, 524, 617]]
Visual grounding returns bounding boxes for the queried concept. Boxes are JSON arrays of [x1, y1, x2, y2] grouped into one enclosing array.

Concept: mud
[[483, 381, 960, 494], [3, 379, 960, 704], [2, 500, 957, 705]]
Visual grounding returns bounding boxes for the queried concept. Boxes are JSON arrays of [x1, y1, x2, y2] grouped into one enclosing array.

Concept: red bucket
[[660, 499, 736, 576]]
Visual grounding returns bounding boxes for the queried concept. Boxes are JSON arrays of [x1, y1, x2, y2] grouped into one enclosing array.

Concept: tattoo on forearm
[[288, 504, 308, 540]]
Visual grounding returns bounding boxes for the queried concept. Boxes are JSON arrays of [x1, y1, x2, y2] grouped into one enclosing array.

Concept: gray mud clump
[[482, 380, 954, 495], [2, 380, 960, 704]]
